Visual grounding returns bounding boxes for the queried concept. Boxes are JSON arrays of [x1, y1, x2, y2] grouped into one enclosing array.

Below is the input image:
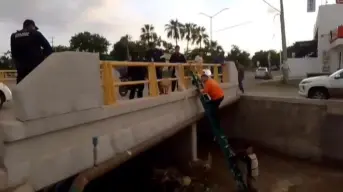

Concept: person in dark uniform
[[169, 45, 186, 92], [10, 19, 53, 84], [236, 61, 245, 93], [145, 43, 165, 94], [128, 51, 147, 99]]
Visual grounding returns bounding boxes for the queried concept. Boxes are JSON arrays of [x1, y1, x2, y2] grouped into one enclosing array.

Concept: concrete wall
[[288, 58, 321, 78], [225, 95, 343, 165], [12, 52, 103, 121]]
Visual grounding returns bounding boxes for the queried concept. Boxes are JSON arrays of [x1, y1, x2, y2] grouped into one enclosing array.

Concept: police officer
[[128, 51, 146, 99], [169, 45, 186, 92], [10, 19, 53, 84]]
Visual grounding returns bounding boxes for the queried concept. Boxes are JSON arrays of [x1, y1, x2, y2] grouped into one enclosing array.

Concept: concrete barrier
[[226, 95, 343, 165], [12, 52, 103, 121]]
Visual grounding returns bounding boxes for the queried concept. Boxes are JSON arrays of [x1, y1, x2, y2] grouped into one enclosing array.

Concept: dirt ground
[[198, 139, 343, 192]]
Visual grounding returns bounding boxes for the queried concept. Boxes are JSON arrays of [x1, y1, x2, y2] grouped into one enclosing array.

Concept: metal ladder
[[190, 70, 248, 192]]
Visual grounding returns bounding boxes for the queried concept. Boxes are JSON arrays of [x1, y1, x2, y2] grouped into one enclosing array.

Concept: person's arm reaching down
[[36, 31, 53, 57], [10, 33, 18, 60]]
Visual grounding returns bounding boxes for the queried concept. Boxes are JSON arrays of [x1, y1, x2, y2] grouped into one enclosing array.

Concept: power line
[[215, 21, 253, 32], [261, 0, 280, 12]]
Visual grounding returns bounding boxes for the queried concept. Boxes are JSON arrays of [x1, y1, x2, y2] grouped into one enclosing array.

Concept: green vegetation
[[1, 19, 282, 70]]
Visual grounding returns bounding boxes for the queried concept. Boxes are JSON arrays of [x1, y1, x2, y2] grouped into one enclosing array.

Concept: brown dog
[[160, 78, 171, 94]]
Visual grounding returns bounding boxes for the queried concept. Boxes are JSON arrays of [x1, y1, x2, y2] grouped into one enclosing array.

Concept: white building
[[288, 3, 343, 78]]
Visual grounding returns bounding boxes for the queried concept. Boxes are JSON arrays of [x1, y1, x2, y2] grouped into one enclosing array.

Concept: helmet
[[202, 69, 212, 77]]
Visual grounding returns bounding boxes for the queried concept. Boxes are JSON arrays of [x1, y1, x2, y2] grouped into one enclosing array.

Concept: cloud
[[0, 0, 98, 28], [0, 0, 331, 54]]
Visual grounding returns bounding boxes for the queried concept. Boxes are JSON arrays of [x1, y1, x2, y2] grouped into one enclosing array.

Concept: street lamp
[[199, 8, 230, 43]]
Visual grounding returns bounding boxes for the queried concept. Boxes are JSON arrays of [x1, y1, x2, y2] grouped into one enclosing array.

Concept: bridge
[[0, 52, 240, 191], [2, 52, 343, 192]]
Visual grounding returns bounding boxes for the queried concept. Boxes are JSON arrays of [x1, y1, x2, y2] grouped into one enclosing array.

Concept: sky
[[0, 0, 337, 55]]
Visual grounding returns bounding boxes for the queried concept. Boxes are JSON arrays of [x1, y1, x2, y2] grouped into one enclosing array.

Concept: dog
[[160, 78, 171, 94], [160, 66, 172, 94]]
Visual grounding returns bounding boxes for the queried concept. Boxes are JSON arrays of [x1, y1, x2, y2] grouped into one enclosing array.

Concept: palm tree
[[162, 40, 174, 51], [182, 23, 197, 53], [140, 24, 156, 44], [205, 40, 224, 53], [153, 35, 163, 47], [165, 19, 184, 46], [193, 26, 209, 49]]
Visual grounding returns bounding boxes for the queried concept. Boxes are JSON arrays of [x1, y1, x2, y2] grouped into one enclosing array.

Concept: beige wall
[[226, 95, 343, 164]]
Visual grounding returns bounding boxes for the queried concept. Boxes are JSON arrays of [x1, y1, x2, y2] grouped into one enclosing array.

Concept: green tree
[[252, 50, 280, 68], [162, 40, 174, 52], [53, 45, 70, 52], [205, 40, 224, 53], [0, 51, 14, 69], [69, 31, 110, 53], [165, 19, 184, 46], [110, 36, 147, 61], [140, 24, 157, 45], [193, 26, 208, 49], [182, 23, 197, 53], [227, 45, 251, 67]]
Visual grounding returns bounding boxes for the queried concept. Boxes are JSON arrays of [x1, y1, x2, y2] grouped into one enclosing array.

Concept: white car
[[298, 69, 343, 99], [0, 82, 12, 109], [255, 67, 272, 79]]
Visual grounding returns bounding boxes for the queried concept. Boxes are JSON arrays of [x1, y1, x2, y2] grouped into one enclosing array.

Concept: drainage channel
[[39, 115, 343, 192]]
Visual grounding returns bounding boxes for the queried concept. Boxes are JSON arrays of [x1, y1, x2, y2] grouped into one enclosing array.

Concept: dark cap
[[23, 19, 39, 30]]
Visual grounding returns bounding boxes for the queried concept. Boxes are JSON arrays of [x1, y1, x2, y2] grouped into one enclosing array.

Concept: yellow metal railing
[[0, 70, 17, 82], [0, 62, 229, 105], [100, 61, 229, 105]]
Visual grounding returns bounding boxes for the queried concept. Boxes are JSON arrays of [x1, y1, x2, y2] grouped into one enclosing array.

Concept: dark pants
[[208, 97, 224, 118], [16, 59, 42, 84], [171, 75, 178, 92], [238, 79, 244, 93], [171, 68, 178, 92], [129, 84, 144, 99], [207, 96, 224, 128], [17, 66, 34, 84], [156, 67, 164, 94]]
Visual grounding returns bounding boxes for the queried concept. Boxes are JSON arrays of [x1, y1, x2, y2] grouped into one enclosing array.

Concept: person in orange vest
[[200, 69, 224, 117]]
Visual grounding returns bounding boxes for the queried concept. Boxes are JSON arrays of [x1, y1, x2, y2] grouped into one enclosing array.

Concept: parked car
[[298, 68, 343, 100], [0, 82, 12, 109], [255, 67, 272, 79]]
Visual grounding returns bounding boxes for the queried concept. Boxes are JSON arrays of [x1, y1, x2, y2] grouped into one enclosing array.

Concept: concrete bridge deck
[[0, 52, 239, 191], [2, 52, 343, 192]]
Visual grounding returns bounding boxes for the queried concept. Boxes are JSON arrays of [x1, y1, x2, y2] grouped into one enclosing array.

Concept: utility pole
[[50, 37, 54, 47], [279, 0, 289, 83], [199, 8, 229, 43], [261, 0, 288, 83]]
